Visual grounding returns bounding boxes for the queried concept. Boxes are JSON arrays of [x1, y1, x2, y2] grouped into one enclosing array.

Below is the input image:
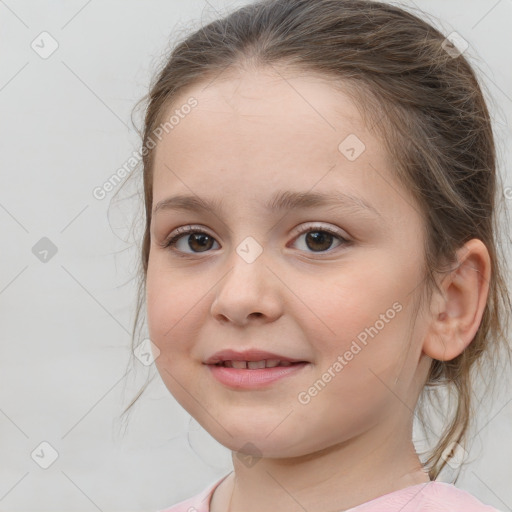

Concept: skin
[[146, 66, 491, 512]]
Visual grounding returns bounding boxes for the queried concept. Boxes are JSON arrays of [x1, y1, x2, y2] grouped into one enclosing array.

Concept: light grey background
[[1, 1, 511, 511]]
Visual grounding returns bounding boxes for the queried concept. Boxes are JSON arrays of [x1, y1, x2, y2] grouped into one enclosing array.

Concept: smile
[[214, 359, 301, 369], [206, 361, 309, 388]]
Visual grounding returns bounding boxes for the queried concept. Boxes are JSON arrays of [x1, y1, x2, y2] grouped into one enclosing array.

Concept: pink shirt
[[157, 472, 503, 512]]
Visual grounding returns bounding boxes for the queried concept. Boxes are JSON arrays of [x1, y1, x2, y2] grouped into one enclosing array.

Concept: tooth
[[280, 361, 292, 367], [265, 359, 280, 368], [247, 360, 266, 369], [231, 360, 247, 369]]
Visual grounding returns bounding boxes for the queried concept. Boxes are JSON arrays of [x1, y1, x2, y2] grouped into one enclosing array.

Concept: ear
[[422, 238, 491, 361]]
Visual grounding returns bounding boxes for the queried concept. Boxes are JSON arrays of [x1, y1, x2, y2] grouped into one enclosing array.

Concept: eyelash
[[161, 224, 351, 256]]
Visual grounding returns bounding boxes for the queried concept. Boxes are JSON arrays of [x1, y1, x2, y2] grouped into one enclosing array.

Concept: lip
[[203, 348, 310, 389], [206, 362, 310, 388], [203, 349, 307, 365]]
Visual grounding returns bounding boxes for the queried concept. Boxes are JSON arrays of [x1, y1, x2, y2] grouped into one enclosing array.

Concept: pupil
[[189, 233, 213, 252], [306, 231, 333, 251]]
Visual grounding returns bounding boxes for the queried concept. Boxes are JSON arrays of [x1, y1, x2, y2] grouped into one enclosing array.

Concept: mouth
[[211, 359, 307, 369], [205, 360, 310, 388]]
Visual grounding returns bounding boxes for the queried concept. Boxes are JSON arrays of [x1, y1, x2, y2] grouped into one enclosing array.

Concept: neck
[[213, 417, 430, 512]]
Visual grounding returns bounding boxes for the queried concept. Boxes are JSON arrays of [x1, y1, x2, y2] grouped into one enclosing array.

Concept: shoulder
[[412, 481, 504, 512], [155, 474, 230, 512], [350, 481, 504, 512], [346, 481, 500, 512]]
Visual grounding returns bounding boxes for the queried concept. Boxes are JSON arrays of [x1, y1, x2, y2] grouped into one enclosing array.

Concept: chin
[[204, 422, 304, 458]]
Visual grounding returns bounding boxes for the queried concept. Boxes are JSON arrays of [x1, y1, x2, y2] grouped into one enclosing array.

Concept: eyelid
[[161, 222, 351, 255], [160, 224, 213, 247], [288, 222, 349, 241]]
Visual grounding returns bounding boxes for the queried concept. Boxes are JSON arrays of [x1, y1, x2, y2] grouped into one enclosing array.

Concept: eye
[[162, 226, 219, 254], [289, 223, 350, 253], [161, 224, 350, 256]]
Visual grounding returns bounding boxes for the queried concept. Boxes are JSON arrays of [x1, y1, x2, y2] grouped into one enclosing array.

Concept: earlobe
[[422, 239, 491, 362]]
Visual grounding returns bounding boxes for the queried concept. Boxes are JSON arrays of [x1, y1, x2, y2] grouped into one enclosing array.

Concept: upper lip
[[204, 349, 307, 365]]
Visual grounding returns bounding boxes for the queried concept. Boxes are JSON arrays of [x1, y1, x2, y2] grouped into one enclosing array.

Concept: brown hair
[[119, 0, 511, 482]]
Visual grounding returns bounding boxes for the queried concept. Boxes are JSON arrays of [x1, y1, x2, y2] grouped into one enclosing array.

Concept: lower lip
[[206, 363, 309, 388]]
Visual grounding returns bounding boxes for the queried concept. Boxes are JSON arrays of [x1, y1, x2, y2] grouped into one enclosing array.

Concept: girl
[[124, 0, 511, 510]]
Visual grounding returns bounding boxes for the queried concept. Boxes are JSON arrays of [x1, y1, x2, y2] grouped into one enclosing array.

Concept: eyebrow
[[152, 190, 382, 218]]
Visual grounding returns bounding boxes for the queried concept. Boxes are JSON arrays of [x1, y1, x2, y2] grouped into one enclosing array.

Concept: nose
[[209, 246, 283, 326]]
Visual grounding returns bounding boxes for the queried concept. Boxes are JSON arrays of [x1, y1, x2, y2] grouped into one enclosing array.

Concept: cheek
[[292, 257, 417, 380], [145, 261, 209, 411], [145, 258, 204, 355], [293, 258, 404, 336]]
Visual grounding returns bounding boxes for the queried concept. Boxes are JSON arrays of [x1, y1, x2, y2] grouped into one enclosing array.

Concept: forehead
[[150, 67, 407, 223], [153, 68, 376, 172], [168, 67, 367, 134]]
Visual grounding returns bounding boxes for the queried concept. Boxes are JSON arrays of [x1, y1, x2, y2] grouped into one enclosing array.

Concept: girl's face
[[146, 68, 433, 458]]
